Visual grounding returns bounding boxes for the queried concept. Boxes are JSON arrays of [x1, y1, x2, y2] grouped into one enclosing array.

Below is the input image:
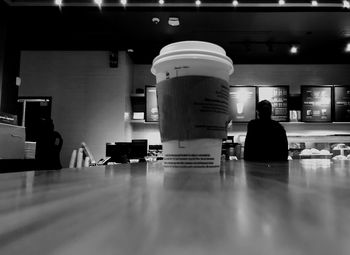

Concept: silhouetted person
[[36, 118, 63, 169], [244, 100, 288, 161]]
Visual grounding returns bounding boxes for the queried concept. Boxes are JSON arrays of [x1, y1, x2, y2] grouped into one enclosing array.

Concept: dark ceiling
[[2, 0, 350, 64]]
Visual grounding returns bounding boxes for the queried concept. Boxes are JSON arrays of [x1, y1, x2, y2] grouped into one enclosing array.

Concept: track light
[[55, 0, 62, 7], [94, 0, 102, 8], [290, 45, 299, 54], [44, 0, 350, 9], [345, 43, 350, 52]]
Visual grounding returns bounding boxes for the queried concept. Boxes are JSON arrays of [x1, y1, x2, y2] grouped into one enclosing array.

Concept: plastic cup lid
[[151, 41, 233, 75]]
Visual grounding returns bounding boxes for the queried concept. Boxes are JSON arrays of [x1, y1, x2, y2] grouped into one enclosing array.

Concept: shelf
[[0, 122, 25, 128], [130, 120, 158, 125], [232, 122, 350, 125], [130, 93, 145, 97], [288, 135, 350, 143]]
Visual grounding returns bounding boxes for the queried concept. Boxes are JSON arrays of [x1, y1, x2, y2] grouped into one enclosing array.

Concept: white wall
[[19, 51, 133, 167], [132, 64, 350, 144]]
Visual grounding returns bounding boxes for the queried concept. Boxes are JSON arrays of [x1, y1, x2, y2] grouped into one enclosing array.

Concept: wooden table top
[[1, 160, 350, 255]]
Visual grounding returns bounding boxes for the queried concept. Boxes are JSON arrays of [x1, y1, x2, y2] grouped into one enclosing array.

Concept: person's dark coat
[[244, 119, 288, 161]]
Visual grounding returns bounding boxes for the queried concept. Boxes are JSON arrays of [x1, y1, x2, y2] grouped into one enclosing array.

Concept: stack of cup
[[151, 41, 234, 173]]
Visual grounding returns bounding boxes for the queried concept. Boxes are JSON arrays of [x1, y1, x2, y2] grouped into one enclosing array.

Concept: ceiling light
[[55, 0, 62, 6], [94, 0, 102, 7], [345, 43, 350, 52], [168, 17, 180, 26], [152, 17, 160, 24], [195, 0, 201, 6], [278, 0, 285, 5], [127, 49, 134, 53], [290, 45, 298, 54], [232, 0, 239, 6], [344, 0, 350, 9], [120, 0, 127, 5], [159, 0, 164, 5], [311, 0, 318, 6]]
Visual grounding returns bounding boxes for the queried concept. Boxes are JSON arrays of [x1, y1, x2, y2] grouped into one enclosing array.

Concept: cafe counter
[[0, 160, 350, 255]]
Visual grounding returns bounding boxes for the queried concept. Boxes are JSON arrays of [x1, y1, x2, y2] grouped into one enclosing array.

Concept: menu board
[[229, 86, 256, 122], [145, 86, 159, 122], [258, 86, 289, 122], [334, 86, 350, 122], [301, 86, 332, 122]]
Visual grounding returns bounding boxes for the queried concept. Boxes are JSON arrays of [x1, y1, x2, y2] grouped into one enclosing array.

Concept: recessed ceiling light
[[345, 43, 350, 52], [343, 0, 350, 9], [168, 17, 180, 26], [127, 49, 134, 53], [232, 0, 239, 7], [195, 0, 201, 6], [278, 0, 285, 5], [290, 45, 298, 54], [159, 0, 165, 5], [55, 0, 62, 6], [311, 0, 318, 6], [120, 0, 127, 6]]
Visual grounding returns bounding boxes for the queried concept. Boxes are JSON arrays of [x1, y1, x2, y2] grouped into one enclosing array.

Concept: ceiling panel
[[2, 0, 350, 63], [4, 0, 350, 7]]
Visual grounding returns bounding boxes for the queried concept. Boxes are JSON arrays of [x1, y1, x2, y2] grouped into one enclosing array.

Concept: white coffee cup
[[151, 41, 233, 173]]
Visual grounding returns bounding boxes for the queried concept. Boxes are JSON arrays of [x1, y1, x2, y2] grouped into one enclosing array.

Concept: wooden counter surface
[[1, 160, 350, 255]]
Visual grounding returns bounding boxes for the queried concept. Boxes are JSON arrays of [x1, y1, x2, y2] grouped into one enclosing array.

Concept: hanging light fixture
[[311, 0, 318, 6], [345, 43, 350, 52], [278, 0, 285, 5], [343, 0, 350, 9], [94, 0, 102, 8], [195, 0, 201, 6], [232, 0, 239, 7], [55, 0, 62, 7], [159, 0, 165, 5]]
